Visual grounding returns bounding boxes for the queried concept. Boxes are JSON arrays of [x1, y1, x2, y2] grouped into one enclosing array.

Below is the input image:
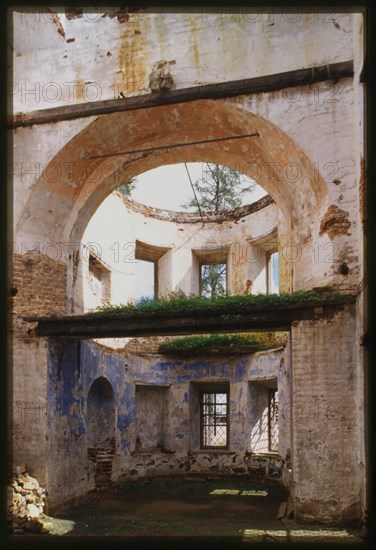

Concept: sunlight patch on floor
[[210, 489, 268, 497], [39, 517, 76, 535], [242, 528, 362, 542]]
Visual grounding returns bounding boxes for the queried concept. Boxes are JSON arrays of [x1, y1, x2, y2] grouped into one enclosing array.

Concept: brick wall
[[12, 252, 67, 317], [10, 252, 68, 485], [290, 304, 362, 524]]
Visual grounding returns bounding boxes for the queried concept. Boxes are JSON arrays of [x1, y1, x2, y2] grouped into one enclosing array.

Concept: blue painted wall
[[47, 337, 290, 496]]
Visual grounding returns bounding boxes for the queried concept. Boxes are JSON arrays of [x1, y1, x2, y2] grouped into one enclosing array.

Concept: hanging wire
[[86, 132, 259, 160], [184, 162, 205, 226]]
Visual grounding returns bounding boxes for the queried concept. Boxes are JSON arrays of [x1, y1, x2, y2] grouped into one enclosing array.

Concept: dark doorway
[[87, 377, 115, 486]]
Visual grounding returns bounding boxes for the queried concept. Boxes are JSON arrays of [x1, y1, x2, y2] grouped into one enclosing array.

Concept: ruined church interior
[[7, 6, 370, 542]]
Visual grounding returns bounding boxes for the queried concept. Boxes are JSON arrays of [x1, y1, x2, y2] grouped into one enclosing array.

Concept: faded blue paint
[[151, 361, 178, 385], [82, 342, 102, 391], [47, 335, 286, 462], [116, 379, 135, 452], [249, 364, 264, 376], [234, 359, 248, 382], [47, 339, 86, 451]]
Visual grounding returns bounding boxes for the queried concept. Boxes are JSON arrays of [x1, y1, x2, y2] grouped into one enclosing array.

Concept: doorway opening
[[87, 377, 115, 487]]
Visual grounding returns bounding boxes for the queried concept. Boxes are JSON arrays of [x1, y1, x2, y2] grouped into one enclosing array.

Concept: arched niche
[[87, 377, 115, 448]]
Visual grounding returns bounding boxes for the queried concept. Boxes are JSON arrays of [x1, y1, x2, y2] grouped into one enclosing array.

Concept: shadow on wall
[[249, 380, 279, 453]]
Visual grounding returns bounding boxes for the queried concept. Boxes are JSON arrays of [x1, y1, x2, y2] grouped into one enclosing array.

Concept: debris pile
[[8, 465, 49, 534]]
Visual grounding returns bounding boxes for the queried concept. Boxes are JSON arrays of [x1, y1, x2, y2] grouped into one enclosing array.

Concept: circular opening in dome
[[116, 162, 267, 212]]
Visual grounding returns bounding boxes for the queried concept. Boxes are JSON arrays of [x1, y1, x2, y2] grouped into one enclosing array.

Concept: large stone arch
[[16, 99, 331, 312], [10, 10, 365, 526], [17, 99, 328, 246]]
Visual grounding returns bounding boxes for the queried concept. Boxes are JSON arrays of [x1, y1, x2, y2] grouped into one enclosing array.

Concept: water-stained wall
[[45, 338, 290, 511], [10, 9, 366, 525]]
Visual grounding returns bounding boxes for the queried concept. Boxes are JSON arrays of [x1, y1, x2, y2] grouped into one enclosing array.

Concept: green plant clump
[[158, 334, 261, 353], [92, 287, 343, 315]]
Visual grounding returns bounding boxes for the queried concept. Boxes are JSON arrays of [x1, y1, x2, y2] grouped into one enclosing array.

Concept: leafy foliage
[[117, 176, 138, 197], [181, 163, 255, 212], [92, 287, 343, 315], [201, 263, 227, 298], [182, 164, 255, 298]]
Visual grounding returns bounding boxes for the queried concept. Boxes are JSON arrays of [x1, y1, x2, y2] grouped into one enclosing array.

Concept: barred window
[[200, 392, 229, 449]]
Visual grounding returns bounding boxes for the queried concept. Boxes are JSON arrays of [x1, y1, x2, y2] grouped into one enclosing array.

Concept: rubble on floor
[[7, 465, 50, 534]]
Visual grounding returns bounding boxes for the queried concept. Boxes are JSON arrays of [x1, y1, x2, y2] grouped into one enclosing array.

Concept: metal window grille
[[200, 392, 228, 448], [268, 389, 279, 452]]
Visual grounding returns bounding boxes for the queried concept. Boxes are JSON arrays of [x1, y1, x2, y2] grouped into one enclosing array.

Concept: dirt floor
[[13, 477, 367, 543]]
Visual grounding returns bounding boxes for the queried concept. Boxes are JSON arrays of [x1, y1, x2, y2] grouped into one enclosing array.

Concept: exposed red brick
[[11, 252, 67, 317], [319, 204, 351, 240]]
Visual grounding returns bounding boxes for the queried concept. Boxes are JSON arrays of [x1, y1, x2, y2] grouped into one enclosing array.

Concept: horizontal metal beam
[[10, 61, 353, 129], [23, 297, 355, 339]]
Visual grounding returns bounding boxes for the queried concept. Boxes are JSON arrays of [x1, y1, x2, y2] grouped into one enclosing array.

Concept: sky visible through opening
[[125, 162, 268, 300], [130, 162, 267, 211]]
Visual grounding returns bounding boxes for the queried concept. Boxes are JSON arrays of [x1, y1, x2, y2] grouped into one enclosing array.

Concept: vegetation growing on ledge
[[92, 287, 343, 315], [158, 334, 281, 354]]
